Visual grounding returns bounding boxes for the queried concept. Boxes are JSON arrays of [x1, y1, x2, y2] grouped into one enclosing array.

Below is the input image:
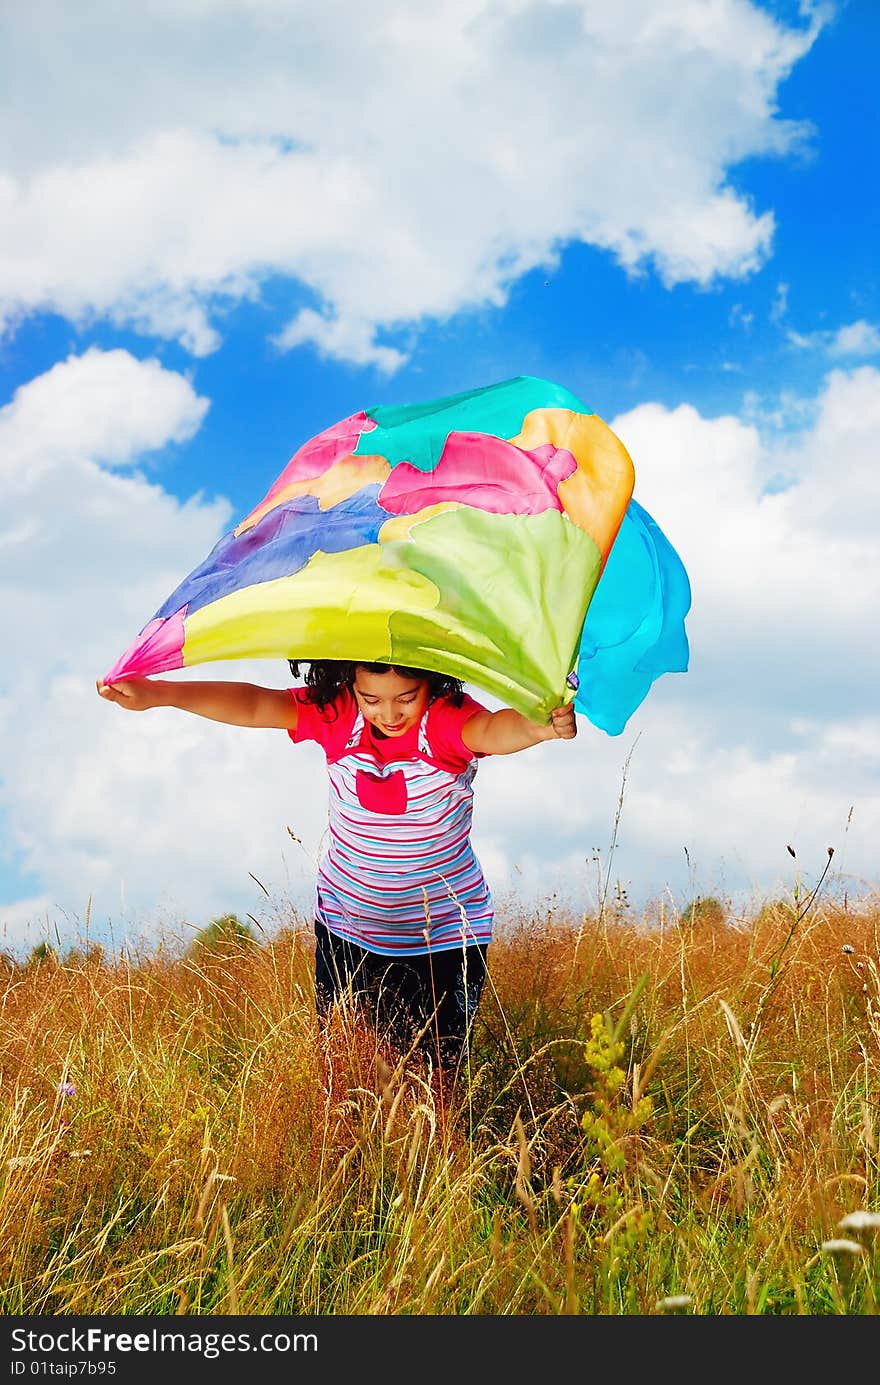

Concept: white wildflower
[[656, 1294, 693, 1311], [837, 1211, 880, 1235]]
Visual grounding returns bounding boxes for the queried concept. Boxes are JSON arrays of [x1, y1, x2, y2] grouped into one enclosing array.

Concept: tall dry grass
[[1, 893, 878, 1315]]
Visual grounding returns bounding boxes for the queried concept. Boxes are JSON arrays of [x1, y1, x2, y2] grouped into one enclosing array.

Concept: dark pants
[[314, 919, 487, 1070]]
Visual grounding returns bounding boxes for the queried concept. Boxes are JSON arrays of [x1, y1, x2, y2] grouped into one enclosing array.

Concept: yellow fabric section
[[377, 501, 461, 542], [182, 545, 440, 667]]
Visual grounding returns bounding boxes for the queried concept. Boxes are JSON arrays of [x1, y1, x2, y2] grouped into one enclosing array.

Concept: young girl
[[97, 661, 576, 1073]]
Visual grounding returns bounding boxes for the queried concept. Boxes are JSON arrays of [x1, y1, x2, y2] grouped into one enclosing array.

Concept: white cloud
[[272, 309, 407, 374], [2, 351, 879, 952], [788, 319, 880, 359], [2, 668, 320, 949], [0, 0, 822, 364], [0, 349, 219, 667], [0, 347, 209, 483], [827, 321, 880, 357], [473, 693, 876, 925], [609, 368, 880, 730], [770, 280, 789, 324], [0, 349, 248, 950], [729, 304, 754, 331]]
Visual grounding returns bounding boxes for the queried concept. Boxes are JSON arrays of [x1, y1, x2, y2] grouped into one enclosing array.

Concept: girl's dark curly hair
[[288, 659, 464, 714]]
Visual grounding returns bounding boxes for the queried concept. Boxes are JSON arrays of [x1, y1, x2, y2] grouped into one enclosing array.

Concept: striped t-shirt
[[288, 687, 494, 956]]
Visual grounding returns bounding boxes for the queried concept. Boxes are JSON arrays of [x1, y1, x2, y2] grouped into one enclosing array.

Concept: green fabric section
[[384, 509, 601, 721], [182, 510, 600, 722], [355, 374, 593, 472]]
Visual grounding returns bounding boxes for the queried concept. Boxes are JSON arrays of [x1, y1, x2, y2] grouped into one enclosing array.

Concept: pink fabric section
[[103, 608, 186, 683], [241, 412, 377, 522], [378, 433, 578, 516]]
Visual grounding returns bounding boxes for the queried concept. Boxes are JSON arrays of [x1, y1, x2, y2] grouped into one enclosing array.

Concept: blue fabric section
[[574, 498, 691, 735], [154, 488, 386, 620], [356, 374, 593, 472]]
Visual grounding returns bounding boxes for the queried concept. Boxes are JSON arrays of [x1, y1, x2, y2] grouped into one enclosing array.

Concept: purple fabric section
[[152, 488, 386, 621], [103, 607, 186, 682], [379, 434, 577, 515]]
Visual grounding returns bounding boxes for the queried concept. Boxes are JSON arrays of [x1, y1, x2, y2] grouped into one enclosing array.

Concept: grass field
[[1, 888, 878, 1316]]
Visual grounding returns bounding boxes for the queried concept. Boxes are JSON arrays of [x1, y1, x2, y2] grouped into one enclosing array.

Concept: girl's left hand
[[548, 704, 577, 739]]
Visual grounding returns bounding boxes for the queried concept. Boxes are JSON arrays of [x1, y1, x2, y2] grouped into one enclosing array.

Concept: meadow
[[1, 884, 878, 1317]]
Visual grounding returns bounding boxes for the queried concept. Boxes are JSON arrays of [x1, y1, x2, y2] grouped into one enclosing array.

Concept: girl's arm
[[96, 676, 299, 731], [462, 703, 575, 756]]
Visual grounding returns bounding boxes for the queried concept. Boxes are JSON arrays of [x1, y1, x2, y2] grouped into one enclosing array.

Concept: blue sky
[[1, 0, 878, 955]]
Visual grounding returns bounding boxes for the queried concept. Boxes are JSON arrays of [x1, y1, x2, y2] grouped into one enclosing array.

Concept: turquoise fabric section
[[574, 498, 691, 735], [355, 374, 593, 472]]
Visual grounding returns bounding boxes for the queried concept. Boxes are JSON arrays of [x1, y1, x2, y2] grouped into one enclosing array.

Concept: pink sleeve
[[287, 686, 356, 756], [427, 692, 489, 771]]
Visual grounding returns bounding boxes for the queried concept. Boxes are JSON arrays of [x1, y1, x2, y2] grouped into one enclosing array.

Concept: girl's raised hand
[[548, 704, 577, 739], [96, 677, 164, 712]]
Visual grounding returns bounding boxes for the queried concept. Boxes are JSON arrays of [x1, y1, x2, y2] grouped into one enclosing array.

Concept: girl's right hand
[[96, 677, 164, 712], [96, 676, 298, 728]]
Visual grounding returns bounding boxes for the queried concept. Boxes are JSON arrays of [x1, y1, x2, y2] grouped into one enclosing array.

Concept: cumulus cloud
[[474, 361, 880, 913], [0, 347, 209, 483], [0, 348, 217, 665], [0, 348, 252, 949], [609, 368, 880, 732], [2, 669, 322, 956], [2, 350, 878, 953], [0, 0, 822, 364], [474, 699, 873, 922]]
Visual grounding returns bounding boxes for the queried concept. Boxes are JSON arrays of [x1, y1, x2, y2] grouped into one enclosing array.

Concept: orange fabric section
[[510, 409, 635, 558]]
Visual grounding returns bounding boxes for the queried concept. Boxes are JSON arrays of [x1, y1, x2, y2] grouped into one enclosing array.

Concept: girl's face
[[352, 667, 431, 736]]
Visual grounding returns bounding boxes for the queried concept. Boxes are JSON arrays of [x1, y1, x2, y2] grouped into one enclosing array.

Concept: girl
[[97, 661, 576, 1073]]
